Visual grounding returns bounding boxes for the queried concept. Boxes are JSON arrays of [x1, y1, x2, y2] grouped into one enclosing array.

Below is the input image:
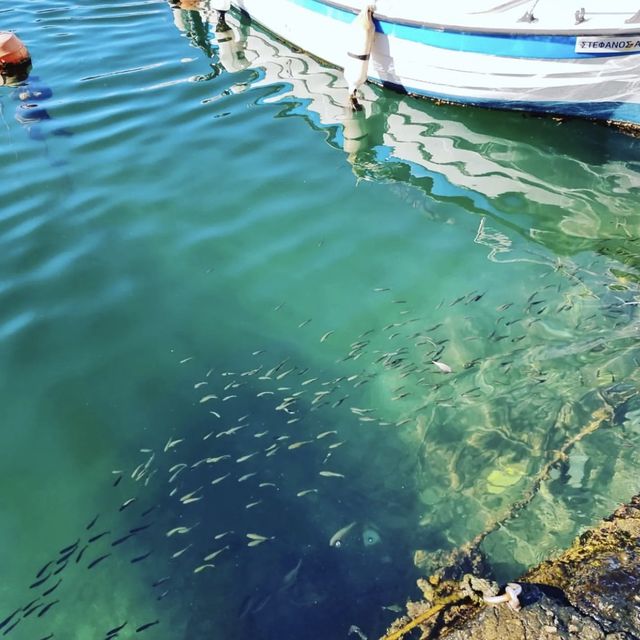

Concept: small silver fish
[[238, 472, 257, 482], [288, 440, 312, 450], [296, 489, 318, 497], [199, 394, 218, 404], [211, 473, 230, 485], [236, 452, 258, 463], [246, 533, 273, 547], [207, 455, 230, 463], [320, 331, 335, 343], [316, 430, 338, 439], [329, 521, 356, 547], [168, 464, 187, 483], [172, 544, 192, 558], [203, 545, 230, 562], [120, 497, 136, 510], [281, 558, 303, 589], [432, 360, 452, 374], [181, 488, 203, 504], [319, 471, 345, 478], [164, 437, 184, 452], [245, 500, 262, 510], [166, 526, 194, 537], [194, 563, 216, 573], [216, 425, 245, 438], [348, 625, 368, 640]]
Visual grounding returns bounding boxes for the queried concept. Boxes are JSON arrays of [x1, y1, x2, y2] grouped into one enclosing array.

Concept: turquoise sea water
[[1, 2, 640, 638]]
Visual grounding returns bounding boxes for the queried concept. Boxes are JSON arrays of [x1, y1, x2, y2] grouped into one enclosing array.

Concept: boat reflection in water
[[171, 2, 640, 264], [187, 0, 640, 559], [170, 0, 251, 75]]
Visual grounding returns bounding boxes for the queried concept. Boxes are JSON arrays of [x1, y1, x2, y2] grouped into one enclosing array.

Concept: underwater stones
[[393, 495, 640, 640], [485, 461, 526, 495], [523, 495, 640, 638], [443, 587, 608, 640]]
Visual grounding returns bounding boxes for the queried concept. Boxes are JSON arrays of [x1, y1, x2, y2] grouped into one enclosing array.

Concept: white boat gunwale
[[310, 0, 640, 37], [231, 0, 640, 128]]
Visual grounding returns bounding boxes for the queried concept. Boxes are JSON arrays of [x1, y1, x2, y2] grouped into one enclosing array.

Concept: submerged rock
[[443, 586, 625, 640], [523, 495, 640, 638], [384, 495, 640, 640]]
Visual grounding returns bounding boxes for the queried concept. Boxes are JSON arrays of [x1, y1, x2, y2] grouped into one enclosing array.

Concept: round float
[[0, 32, 30, 64]]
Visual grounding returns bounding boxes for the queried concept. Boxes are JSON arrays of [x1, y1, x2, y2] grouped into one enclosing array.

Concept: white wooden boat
[[218, 0, 640, 129], [195, 8, 640, 226]]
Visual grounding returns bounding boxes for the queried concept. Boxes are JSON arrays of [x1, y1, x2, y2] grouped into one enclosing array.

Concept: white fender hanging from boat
[[343, 4, 376, 103], [210, 0, 231, 12]]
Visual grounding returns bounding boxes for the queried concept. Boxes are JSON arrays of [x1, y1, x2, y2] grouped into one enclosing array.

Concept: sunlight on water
[[1, 1, 639, 639]]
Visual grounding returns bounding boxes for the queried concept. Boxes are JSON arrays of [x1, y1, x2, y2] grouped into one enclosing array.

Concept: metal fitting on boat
[[0, 32, 31, 86], [518, 10, 538, 23]]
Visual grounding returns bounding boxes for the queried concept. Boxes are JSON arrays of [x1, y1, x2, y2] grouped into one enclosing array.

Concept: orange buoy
[[0, 32, 30, 65], [1, 32, 31, 85]]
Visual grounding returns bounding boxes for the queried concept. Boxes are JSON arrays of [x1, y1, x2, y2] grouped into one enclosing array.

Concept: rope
[[463, 389, 620, 554], [380, 593, 462, 640]]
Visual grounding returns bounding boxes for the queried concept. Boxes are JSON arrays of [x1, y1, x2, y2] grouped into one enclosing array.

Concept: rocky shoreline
[[383, 495, 640, 640]]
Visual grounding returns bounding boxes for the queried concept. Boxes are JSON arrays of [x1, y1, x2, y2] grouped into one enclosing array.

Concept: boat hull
[[232, 0, 640, 128]]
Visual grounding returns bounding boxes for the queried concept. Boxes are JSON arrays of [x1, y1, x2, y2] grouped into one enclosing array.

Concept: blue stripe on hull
[[379, 80, 640, 126], [290, 0, 640, 60]]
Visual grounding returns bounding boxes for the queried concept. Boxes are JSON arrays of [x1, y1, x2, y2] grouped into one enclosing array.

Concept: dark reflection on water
[[2, 1, 640, 639]]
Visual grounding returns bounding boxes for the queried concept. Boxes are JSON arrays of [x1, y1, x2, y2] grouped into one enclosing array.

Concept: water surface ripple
[[1, 1, 639, 639]]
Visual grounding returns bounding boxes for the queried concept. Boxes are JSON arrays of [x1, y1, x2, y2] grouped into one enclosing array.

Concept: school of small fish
[[3, 252, 637, 640]]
